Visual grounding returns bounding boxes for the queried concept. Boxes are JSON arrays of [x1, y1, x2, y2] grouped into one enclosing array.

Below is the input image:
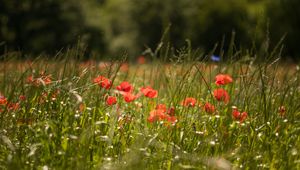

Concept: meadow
[[0, 52, 300, 169]]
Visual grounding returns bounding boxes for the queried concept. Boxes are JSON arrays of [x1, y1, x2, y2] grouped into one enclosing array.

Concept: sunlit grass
[[0, 54, 300, 169]]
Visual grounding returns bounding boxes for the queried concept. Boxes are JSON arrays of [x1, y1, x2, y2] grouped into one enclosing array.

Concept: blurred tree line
[[0, 0, 299, 60]]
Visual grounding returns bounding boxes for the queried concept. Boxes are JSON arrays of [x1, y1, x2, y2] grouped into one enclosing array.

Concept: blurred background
[[0, 0, 299, 60]]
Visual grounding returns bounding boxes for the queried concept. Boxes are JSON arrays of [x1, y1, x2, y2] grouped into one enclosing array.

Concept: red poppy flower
[[19, 95, 26, 101], [26, 75, 52, 86], [156, 104, 167, 112], [7, 102, 20, 111], [122, 92, 136, 103], [181, 97, 197, 107], [213, 88, 230, 103], [137, 56, 146, 64], [215, 74, 233, 86], [167, 107, 175, 116], [278, 106, 286, 117], [232, 108, 240, 120], [204, 102, 215, 114], [120, 63, 129, 72], [42, 75, 52, 85], [240, 112, 248, 122], [27, 75, 34, 84], [147, 109, 166, 123], [232, 107, 248, 123], [148, 104, 177, 124], [93, 76, 112, 89], [166, 115, 177, 123], [0, 95, 7, 105], [106, 96, 117, 106], [48, 89, 60, 101], [79, 103, 86, 112], [116, 81, 133, 92], [147, 114, 156, 123], [140, 86, 158, 98]]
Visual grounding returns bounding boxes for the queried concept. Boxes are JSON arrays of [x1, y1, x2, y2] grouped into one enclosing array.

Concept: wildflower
[[42, 75, 52, 85], [213, 88, 230, 103], [166, 115, 177, 123], [156, 104, 167, 112], [163, 115, 178, 128], [181, 97, 197, 107], [140, 86, 158, 98], [7, 102, 20, 111], [240, 112, 248, 122], [148, 105, 177, 124], [167, 107, 175, 116], [211, 55, 221, 62], [19, 95, 26, 101], [215, 74, 233, 86], [51, 89, 60, 100], [93, 76, 112, 89], [204, 102, 215, 114], [120, 63, 129, 72], [37, 92, 48, 104], [106, 96, 117, 106], [26, 74, 52, 86], [79, 103, 86, 112], [147, 109, 166, 123], [137, 55, 146, 64], [147, 114, 156, 123], [278, 105, 286, 117], [122, 92, 136, 103], [0, 95, 7, 105], [116, 81, 133, 92], [232, 108, 240, 120], [27, 75, 34, 84], [232, 107, 248, 123]]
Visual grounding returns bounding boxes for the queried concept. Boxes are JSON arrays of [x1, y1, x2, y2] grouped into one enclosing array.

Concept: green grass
[[0, 53, 300, 169]]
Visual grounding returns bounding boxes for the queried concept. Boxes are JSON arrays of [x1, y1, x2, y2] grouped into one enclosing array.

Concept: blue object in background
[[211, 55, 221, 62]]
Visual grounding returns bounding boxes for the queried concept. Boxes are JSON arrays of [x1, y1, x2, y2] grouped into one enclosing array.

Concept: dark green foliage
[[130, 0, 187, 50], [187, 0, 253, 54], [0, 0, 300, 60], [0, 0, 105, 56], [266, 0, 300, 60], [130, 0, 164, 50], [99, 0, 263, 58]]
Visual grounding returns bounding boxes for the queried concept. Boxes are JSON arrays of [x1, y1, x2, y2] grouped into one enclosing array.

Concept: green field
[[0, 54, 300, 169]]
